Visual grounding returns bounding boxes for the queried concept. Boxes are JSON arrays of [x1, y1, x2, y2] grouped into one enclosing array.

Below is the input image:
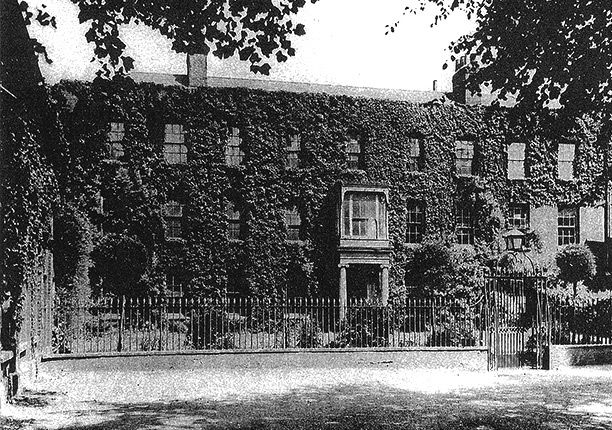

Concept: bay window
[[341, 192, 387, 240]]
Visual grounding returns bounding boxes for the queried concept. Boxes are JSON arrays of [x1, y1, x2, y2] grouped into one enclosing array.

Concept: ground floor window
[[558, 206, 579, 245], [455, 206, 474, 245]]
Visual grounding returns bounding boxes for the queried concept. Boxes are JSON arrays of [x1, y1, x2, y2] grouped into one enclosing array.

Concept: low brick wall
[[43, 347, 489, 371], [549, 344, 612, 369]]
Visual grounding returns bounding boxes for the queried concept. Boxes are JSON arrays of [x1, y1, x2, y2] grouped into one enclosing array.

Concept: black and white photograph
[[2, 0, 612, 428]]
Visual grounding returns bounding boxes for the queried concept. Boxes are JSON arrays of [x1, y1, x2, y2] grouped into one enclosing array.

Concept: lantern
[[503, 228, 525, 252]]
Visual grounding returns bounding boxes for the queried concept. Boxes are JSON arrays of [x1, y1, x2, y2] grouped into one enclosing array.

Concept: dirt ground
[[3, 355, 612, 429]]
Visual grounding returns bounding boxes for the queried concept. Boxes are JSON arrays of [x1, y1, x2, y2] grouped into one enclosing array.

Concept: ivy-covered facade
[[50, 78, 608, 301]]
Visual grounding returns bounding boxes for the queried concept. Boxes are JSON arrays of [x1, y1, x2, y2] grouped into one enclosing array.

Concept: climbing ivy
[[50, 80, 605, 298], [1, 89, 57, 346]]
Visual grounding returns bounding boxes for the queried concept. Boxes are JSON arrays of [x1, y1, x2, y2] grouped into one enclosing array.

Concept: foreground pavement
[[2, 355, 612, 429]]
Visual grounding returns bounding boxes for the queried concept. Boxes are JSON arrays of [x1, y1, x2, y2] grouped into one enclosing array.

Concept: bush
[[276, 318, 322, 348], [91, 233, 149, 297], [556, 244, 596, 296], [425, 305, 479, 347], [54, 204, 94, 340], [405, 242, 483, 300], [328, 307, 389, 348]]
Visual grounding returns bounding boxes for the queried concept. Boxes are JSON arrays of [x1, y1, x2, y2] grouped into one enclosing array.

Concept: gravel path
[[3, 355, 612, 429]]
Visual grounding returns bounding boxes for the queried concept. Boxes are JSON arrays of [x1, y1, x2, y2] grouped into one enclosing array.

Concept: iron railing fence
[[549, 296, 612, 345], [52, 296, 485, 354]]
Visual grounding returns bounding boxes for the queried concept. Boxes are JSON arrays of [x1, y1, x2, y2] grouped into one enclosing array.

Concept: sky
[[29, 0, 474, 92]]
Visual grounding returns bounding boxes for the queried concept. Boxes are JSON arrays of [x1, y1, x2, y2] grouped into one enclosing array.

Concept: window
[[507, 142, 526, 179], [406, 202, 424, 243], [164, 124, 187, 164], [284, 208, 301, 241], [164, 124, 184, 143], [455, 140, 474, 176], [163, 144, 188, 164], [346, 138, 361, 169], [455, 206, 474, 245], [226, 202, 243, 240], [166, 273, 184, 297], [406, 138, 422, 172], [163, 201, 183, 238], [558, 143, 575, 180], [507, 203, 530, 230], [341, 192, 387, 239], [225, 127, 244, 166], [558, 207, 579, 246], [108, 122, 125, 159], [286, 134, 300, 168]]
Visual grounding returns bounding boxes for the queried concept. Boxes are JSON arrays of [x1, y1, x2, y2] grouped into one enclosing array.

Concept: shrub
[[91, 233, 149, 297], [328, 307, 389, 348], [556, 244, 596, 297], [54, 203, 94, 306], [277, 318, 322, 348], [405, 242, 483, 300]]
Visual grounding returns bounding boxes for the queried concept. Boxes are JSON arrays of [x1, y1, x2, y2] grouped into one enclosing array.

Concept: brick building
[[53, 54, 610, 305]]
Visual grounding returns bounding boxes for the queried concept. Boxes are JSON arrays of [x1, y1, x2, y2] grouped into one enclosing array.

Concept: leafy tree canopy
[[91, 233, 148, 297], [396, 0, 612, 121], [20, 0, 318, 77], [556, 244, 596, 286]]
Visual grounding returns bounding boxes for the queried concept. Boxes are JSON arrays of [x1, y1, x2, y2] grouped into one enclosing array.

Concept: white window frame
[[455, 140, 474, 176], [507, 142, 526, 179], [558, 143, 575, 180]]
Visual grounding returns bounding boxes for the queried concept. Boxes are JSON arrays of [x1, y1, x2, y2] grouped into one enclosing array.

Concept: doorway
[[347, 264, 381, 302]]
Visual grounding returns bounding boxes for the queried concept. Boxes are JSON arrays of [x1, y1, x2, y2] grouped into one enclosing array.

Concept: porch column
[[381, 264, 389, 305], [339, 263, 348, 319]]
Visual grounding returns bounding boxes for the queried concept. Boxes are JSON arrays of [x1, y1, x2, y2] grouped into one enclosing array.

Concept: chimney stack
[[187, 54, 208, 87]]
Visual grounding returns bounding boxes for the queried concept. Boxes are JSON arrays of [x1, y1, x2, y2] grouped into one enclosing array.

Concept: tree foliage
[[401, 0, 612, 121], [556, 244, 596, 286], [91, 233, 148, 297], [20, 0, 318, 77], [53, 203, 94, 307], [405, 242, 483, 300]]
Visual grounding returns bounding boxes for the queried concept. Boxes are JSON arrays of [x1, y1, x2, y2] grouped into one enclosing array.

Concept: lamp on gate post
[[500, 228, 535, 272], [503, 228, 526, 252]]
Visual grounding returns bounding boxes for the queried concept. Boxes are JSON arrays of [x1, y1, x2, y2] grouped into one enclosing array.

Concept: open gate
[[485, 269, 549, 370]]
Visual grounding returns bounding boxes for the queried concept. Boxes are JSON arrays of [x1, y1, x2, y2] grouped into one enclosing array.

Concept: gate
[[485, 269, 549, 370]]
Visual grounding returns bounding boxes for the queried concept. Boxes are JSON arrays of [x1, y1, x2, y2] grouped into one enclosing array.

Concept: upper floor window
[[558, 206, 579, 246], [346, 138, 361, 169], [286, 134, 300, 169], [341, 192, 387, 240], [406, 138, 422, 172], [226, 127, 244, 166], [163, 201, 183, 239], [455, 140, 474, 176], [108, 122, 125, 159], [455, 205, 474, 245], [284, 208, 301, 241], [164, 124, 184, 143], [226, 202, 244, 240], [164, 124, 187, 164], [507, 142, 526, 179], [558, 143, 575, 180], [507, 203, 530, 230], [406, 202, 424, 244], [164, 144, 188, 164]]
